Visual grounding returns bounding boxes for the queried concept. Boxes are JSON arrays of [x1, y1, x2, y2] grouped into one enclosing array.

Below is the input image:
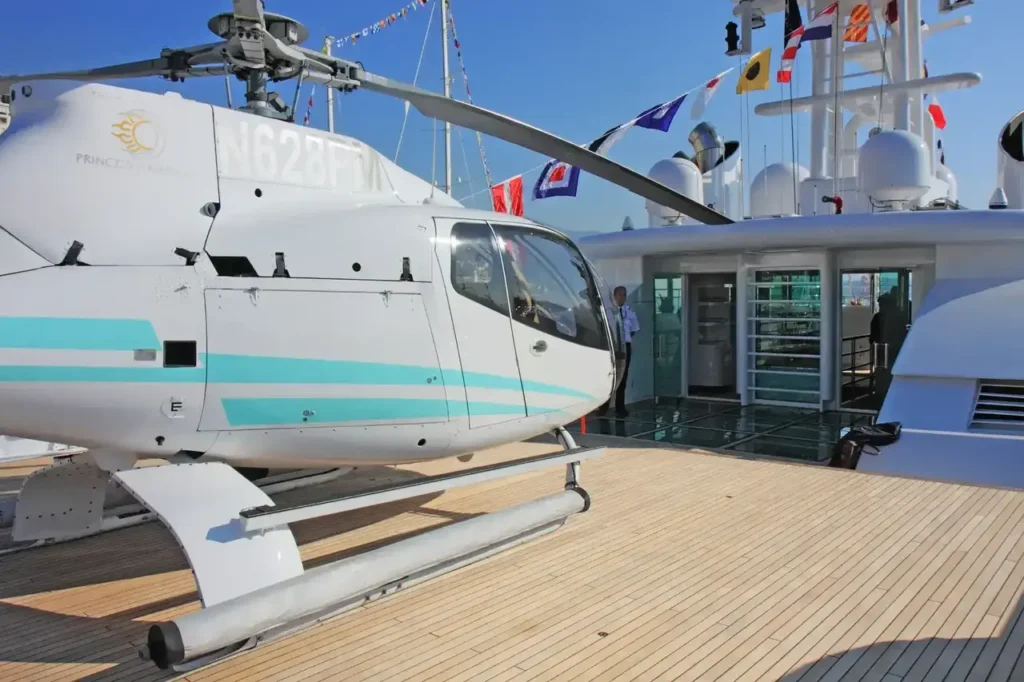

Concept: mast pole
[[441, 0, 453, 194], [324, 36, 336, 133], [894, 0, 912, 131]]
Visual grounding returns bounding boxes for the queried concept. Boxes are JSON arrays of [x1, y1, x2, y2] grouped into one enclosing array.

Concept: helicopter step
[[119, 427, 598, 672], [2, 455, 348, 553]]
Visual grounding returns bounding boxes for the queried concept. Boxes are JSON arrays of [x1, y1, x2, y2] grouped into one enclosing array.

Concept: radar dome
[[749, 163, 809, 217], [857, 130, 930, 208], [646, 157, 704, 226]]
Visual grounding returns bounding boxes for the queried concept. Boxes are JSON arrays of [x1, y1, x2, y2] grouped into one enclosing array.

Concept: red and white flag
[[777, 25, 805, 83], [927, 96, 947, 130], [491, 175, 524, 216], [690, 69, 732, 120]]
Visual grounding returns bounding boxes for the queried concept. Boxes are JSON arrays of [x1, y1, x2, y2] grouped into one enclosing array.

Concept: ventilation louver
[[970, 381, 1024, 430]]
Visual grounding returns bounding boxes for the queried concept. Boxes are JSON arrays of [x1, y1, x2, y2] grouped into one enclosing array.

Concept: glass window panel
[[750, 354, 821, 372], [752, 389, 821, 405], [748, 370, 821, 392], [749, 301, 822, 319], [752, 337, 821, 355], [491, 224, 608, 352], [450, 222, 510, 317], [751, 320, 821, 337], [748, 269, 822, 407]]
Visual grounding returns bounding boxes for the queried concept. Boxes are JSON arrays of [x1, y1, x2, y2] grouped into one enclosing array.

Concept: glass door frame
[[746, 266, 824, 409], [835, 267, 913, 413], [688, 272, 740, 402], [652, 273, 687, 401]]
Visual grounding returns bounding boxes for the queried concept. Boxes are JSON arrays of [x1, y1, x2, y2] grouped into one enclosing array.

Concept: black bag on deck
[[828, 422, 902, 470]]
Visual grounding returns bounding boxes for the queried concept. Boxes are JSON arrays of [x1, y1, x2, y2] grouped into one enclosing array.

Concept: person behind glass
[[598, 285, 640, 417]]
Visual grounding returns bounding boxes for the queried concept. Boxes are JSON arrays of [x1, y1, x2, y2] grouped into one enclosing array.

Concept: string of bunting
[[301, 43, 328, 127], [333, 0, 433, 49], [301, 86, 314, 126], [447, 4, 494, 189]]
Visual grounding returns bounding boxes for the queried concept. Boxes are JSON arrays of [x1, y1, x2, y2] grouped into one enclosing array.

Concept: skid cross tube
[[238, 445, 603, 532], [140, 428, 600, 671]]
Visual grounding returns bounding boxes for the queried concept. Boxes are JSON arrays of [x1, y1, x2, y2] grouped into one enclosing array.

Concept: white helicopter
[[0, 1, 732, 671]]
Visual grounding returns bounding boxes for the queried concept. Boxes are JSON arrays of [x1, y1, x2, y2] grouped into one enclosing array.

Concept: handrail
[[841, 333, 874, 396]]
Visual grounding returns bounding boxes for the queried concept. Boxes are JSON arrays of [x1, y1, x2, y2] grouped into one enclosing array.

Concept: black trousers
[[600, 342, 631, 414]]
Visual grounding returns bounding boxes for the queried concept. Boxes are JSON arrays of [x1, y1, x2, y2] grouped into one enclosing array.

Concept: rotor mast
[[208, 7, 311, 121], [324, 36, 336, 133]]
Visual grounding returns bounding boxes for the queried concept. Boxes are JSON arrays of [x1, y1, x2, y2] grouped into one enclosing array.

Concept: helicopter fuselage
[[0, 82, 616, 468]]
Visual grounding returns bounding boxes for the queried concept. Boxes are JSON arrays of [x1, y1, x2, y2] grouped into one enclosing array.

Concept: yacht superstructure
[[579, 0, 1024, 489]]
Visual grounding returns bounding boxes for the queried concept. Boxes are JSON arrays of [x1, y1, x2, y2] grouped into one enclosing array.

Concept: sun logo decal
[[110, 110, 164, 156]]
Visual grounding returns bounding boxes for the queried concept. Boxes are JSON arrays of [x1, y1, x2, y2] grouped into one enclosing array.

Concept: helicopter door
[[440, 220, 527, 428], [490, 223, 612, 417]]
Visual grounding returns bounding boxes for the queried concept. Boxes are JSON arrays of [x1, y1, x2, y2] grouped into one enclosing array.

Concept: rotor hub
[[207, 11, 309, 46]]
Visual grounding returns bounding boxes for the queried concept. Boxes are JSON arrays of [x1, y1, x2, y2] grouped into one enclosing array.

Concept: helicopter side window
[[450, 222, 510, 316], [491, 224, 609, 352]]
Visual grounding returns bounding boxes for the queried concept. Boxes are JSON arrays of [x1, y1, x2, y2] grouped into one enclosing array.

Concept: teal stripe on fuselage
[[206, 355, 592, 399], [207, 353, 439, 386], [220, 397, 545, 427], [0, 317, 160, 351], [445, 368, 593, 400], [0, 365, 205, 383], [0, 316, 598, 401]]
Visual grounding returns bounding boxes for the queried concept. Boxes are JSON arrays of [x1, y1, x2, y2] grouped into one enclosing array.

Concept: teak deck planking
[[1, 442, 1023, 681]]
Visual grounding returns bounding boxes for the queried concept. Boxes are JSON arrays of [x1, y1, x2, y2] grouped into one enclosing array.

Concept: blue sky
[[0, 0, 1013, 231]]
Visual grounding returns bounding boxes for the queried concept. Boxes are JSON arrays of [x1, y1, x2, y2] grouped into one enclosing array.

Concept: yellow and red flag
[[843, 4, 871, 42]]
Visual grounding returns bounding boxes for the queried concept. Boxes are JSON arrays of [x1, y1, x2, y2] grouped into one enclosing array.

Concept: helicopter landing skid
[[130, 427, 600, 672]]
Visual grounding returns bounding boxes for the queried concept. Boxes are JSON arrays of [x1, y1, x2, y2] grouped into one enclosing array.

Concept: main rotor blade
[[0, 60, 174, 87], [356, 71, 733, 225], [0, 45, 228, 89]]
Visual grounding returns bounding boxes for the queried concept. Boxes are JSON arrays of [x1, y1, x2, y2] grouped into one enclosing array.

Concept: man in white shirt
[[597, 285, 640, 417]]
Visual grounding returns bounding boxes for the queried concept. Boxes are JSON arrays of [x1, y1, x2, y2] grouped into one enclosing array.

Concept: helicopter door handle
[[532, 340, 548, 354]]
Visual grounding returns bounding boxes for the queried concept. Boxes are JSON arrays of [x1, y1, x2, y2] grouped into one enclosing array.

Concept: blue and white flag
[[633, 93, 687, 132], [532, 93, 688, 200], [801, 1, 839, 42]]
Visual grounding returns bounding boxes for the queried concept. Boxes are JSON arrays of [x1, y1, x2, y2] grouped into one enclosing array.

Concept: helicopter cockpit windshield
[[492, 224, 610, 353]]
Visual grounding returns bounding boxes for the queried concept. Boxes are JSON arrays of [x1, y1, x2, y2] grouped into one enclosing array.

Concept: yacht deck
[[2, 441, 1023, 681]]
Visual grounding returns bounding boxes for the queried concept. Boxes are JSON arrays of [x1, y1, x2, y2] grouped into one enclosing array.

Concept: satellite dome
[[749, 163, 809, 217], [857, 130, 930, 209], [646, 157, 704, 226], [996, 110, 1024, 209]]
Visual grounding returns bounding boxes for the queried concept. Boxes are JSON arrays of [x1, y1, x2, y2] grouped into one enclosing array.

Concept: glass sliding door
[[652, 275, 684, 398], [839, 268, 913, 411], [688, 273, 738, 399], [747, 269, 822, 406], [871, 268, 912, 408]]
